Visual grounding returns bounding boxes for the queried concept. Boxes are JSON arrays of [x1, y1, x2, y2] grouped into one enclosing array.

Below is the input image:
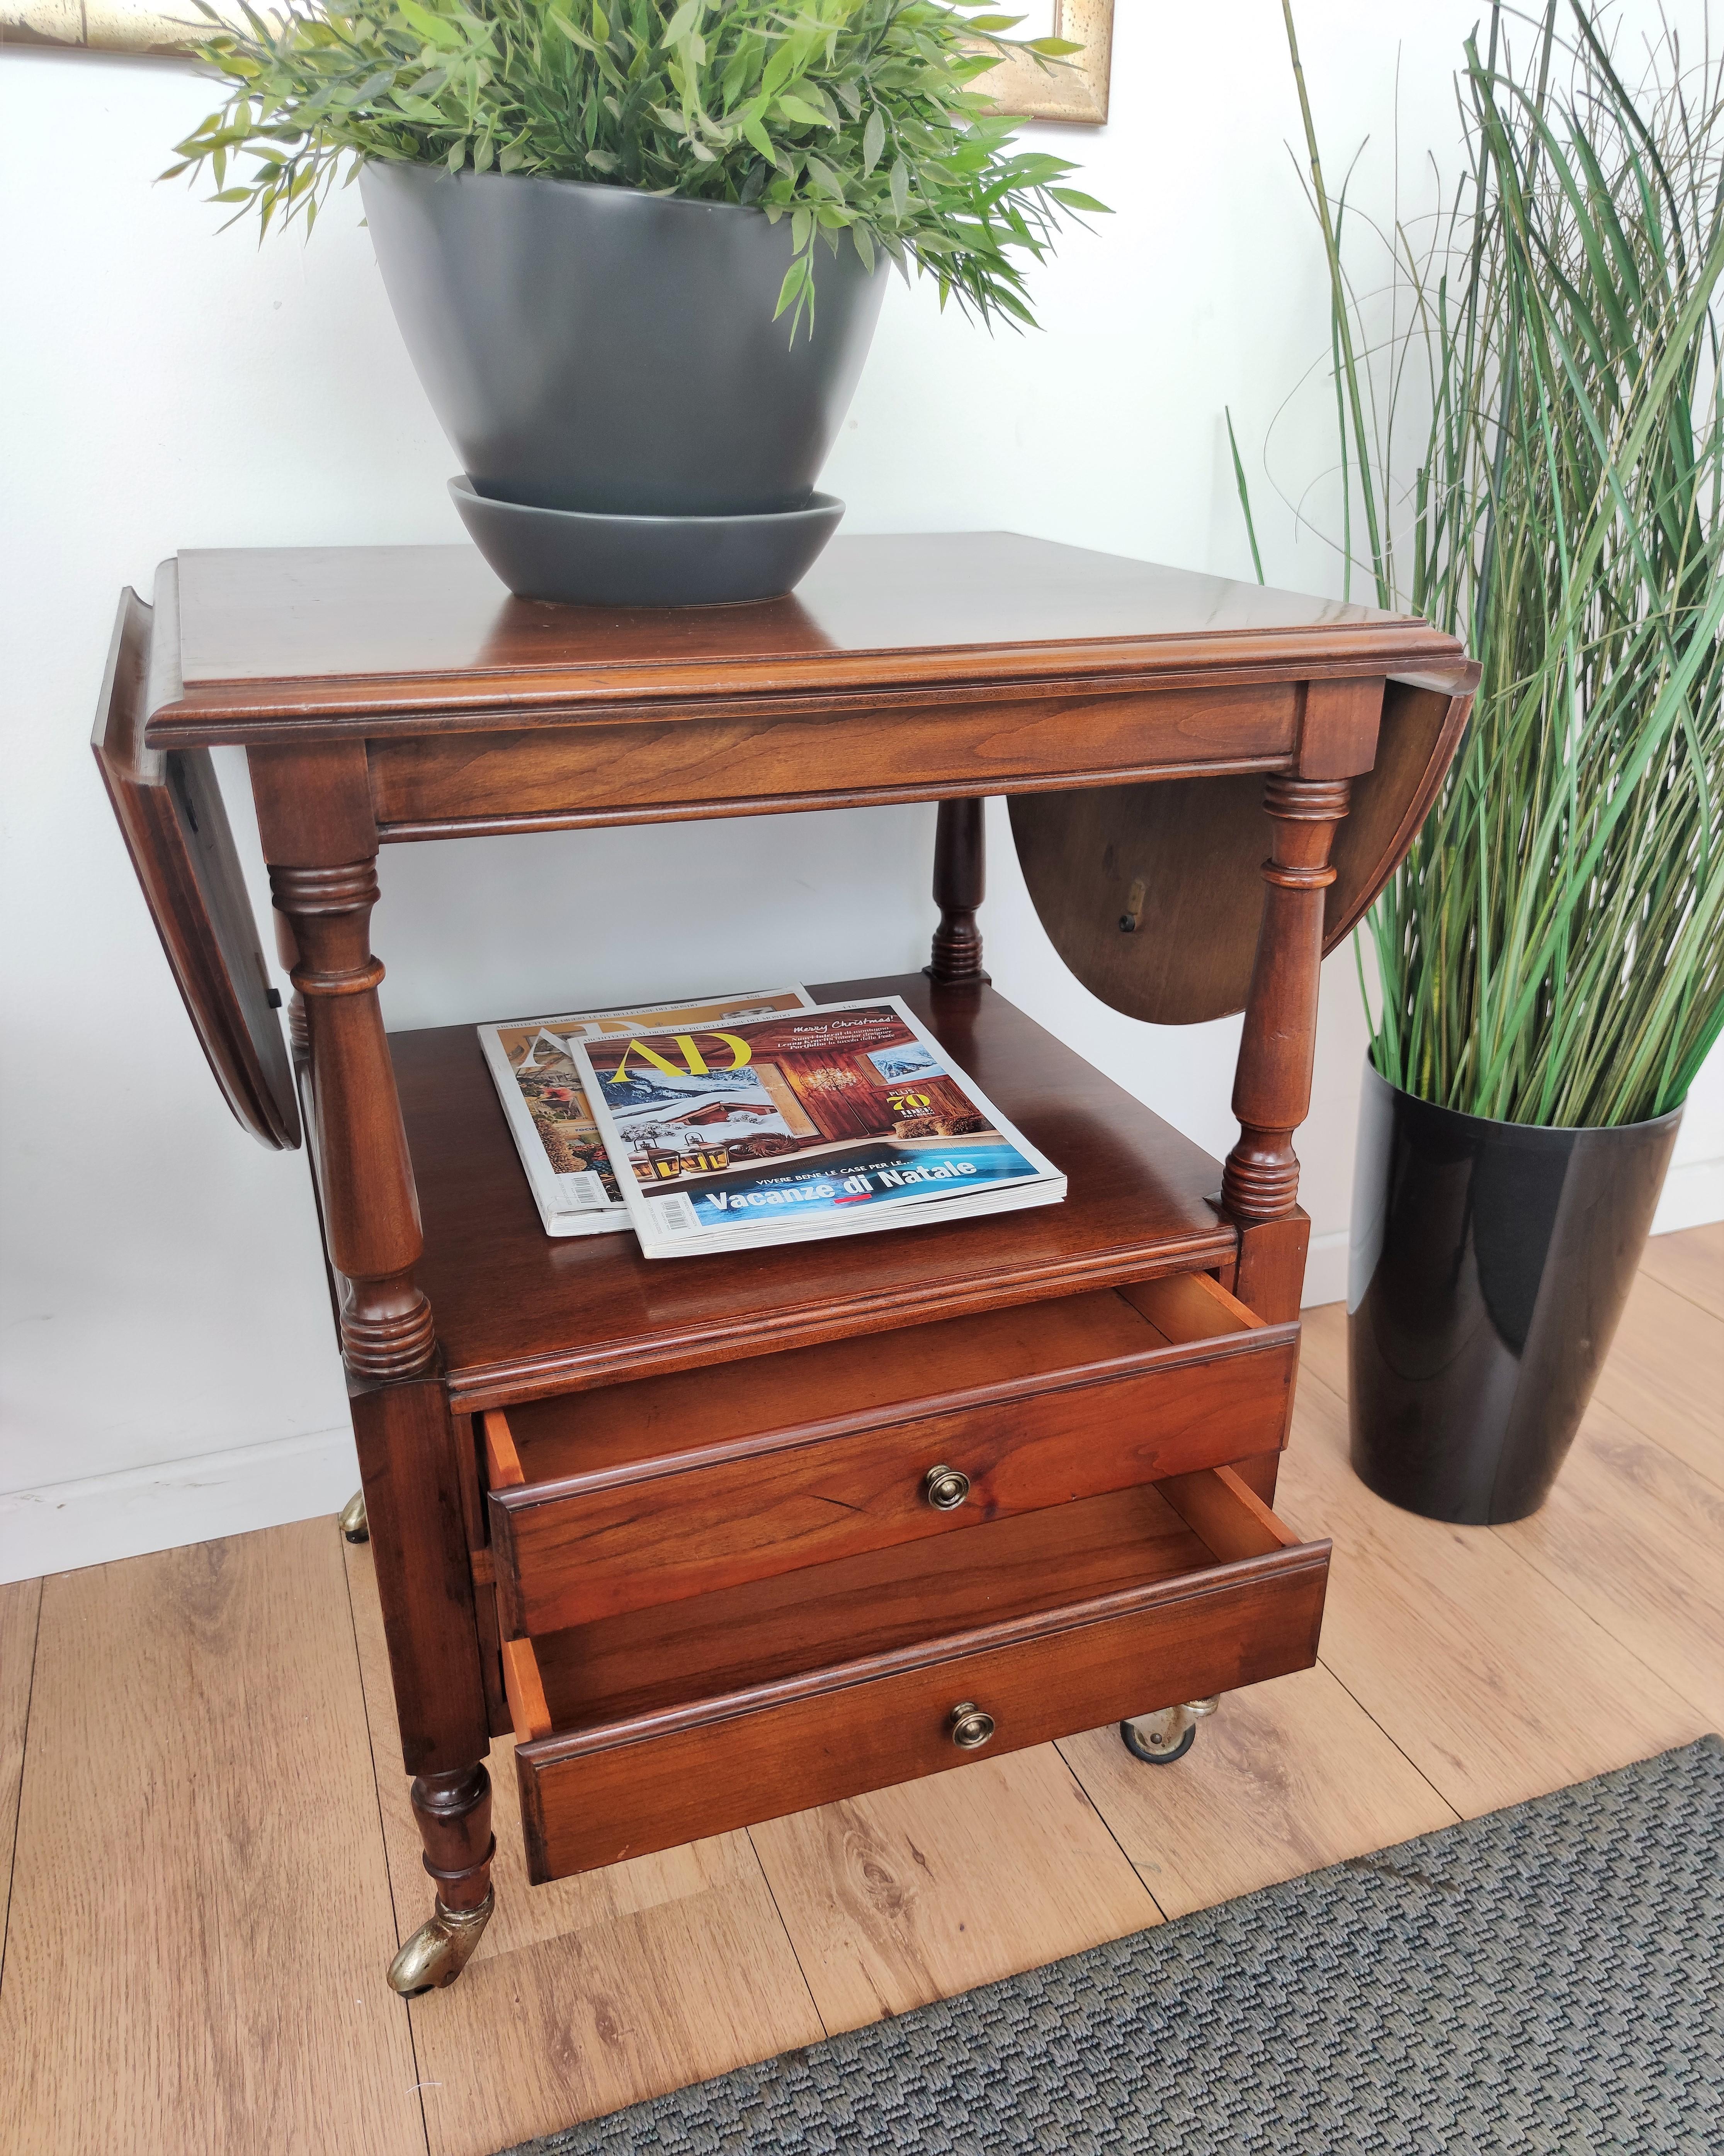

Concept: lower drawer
[[508, 1465, 1328, 1882]]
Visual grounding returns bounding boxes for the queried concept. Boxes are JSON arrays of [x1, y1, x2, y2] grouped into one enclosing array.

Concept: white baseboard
[[1301, 1229, 1351, 1310], [1302, 1153, 1723, 1310], [0, 1425, 359, 1587], [1651, 1154, 1724, 1235]]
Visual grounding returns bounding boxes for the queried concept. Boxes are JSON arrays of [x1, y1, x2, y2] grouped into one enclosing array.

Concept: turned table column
[[1222, 774, 1352, 1322], [925, 798, 991, 986], [249, 741, 496, 1992]]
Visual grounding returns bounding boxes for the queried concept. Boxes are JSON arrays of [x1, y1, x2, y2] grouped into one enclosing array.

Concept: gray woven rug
[[503, 1735, 1722, 2154]]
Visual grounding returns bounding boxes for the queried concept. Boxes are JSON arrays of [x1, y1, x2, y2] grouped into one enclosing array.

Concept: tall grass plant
[[1262, 1, 1724, 1127]]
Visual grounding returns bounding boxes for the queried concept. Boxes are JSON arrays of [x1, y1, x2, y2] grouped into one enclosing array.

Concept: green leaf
[[549, 10, 594, 49], [397, 0, 462, 48], [740, 106, 775, 163], [772, 253, 808, 318], [164, 0, 1102, 339]]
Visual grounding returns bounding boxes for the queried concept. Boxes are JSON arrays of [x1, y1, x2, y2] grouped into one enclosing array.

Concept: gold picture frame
[[0, 1, 234, 51], [1, 0, 1113, 122], [981, 1, 1114, 125]]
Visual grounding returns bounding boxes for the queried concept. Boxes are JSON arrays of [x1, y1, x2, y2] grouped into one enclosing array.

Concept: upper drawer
[[486, 1272, 1297, 1636]]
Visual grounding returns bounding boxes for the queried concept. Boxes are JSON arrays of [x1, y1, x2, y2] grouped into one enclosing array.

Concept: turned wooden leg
[[925, 797, 991, 986], [249, 744, 433, 1383], [1222, 776, 1350, 1312], [249, 748, 494, 1986], [387, 1763, 496, 1995], [271, 859, 435, 1380]]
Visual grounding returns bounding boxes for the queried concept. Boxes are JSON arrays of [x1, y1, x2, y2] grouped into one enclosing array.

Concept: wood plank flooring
[[2, 1225, 1718, 2156], [0, 1579, 40, 1990], [0, 1524, 423, 2156]]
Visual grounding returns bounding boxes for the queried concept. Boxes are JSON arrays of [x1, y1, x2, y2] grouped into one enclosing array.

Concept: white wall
[[3, 2, 1717, 1581]]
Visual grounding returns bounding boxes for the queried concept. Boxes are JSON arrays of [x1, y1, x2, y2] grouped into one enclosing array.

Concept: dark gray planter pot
[[1346, 1056, 1682, 1525], [359, 161, 888, 521]]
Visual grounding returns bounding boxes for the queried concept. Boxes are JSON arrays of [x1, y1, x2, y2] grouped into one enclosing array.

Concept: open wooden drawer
[[504, 1465, 1329, 1883], [486, 1271, 1297, 1635]]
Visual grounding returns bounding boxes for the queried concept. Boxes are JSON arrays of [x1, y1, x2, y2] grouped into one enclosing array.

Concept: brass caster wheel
[[338, 1490, 370, 1544], [1120, 1696, 1219, 1766], [387, 1891, 494, 1996]]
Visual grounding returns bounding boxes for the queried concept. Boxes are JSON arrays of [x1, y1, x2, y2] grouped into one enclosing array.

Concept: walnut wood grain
[[1221, 776, 1352, 1224], [515, 1476, 1329, 1881], [250, 744, 436, 1381], [524, 1477, 1324, 1732], [483, 1409, 525, 1488], [411, 1762, 496, 1914], [1158, 1462, 1299, 1562], [366, 681, 1301, 837], [926, 796, 990, 984], [349, 1374, 491, 1776], [398, 973, 1238, 1410], [92, 574, 299, 1149], [1122, 1267, 1264, 1335], [91, 528, 1476, 2006], [1297, 673, 1384, 778], [452, 1410, 512, 1743], [1007, 666, 1477, 1026], [488, 1288, 1297, 1635], [503, 1640, 554, 1743], [146, 535, 1465, 747], [1229, 1210, 1313, 1329], [502, 1285, 1185, 1480], [1322, 673, 1477, 949]]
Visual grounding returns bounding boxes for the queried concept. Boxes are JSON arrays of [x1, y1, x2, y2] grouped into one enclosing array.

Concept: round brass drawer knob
[[924, 1464, 971, 1511], [949, 1701, 996, 1750]]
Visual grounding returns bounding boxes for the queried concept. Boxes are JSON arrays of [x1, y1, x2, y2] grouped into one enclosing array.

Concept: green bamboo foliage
[[1279, 1, 1724, 1127], [165, 0, 1105, 332]]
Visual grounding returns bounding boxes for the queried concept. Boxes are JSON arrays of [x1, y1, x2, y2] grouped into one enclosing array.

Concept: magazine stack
[[481, 991, 1064, 1257], [479, 988, 815, 1237]]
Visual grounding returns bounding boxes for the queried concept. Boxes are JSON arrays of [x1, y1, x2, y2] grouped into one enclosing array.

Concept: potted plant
[[168, 0, 1104, 604], [1259, 2, 1723, 1523]]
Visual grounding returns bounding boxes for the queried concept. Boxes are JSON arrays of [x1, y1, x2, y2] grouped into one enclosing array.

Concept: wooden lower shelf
[[395, 972, 1237, 1410]]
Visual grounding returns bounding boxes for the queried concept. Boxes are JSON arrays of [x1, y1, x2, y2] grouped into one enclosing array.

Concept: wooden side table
[[95, 533, 1474, 1991]]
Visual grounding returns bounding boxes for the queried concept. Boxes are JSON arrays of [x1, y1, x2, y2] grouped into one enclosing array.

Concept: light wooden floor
[[2, 1225, 1718, 2156]]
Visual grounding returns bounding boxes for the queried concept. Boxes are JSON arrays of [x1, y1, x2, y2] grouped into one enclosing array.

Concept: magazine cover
[[573, 998, 1065, 1259], [477, 987, 815, 1236]]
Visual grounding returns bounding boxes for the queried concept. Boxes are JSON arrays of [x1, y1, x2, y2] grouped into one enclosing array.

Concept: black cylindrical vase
[[1347, 1058, 1681, 1524]]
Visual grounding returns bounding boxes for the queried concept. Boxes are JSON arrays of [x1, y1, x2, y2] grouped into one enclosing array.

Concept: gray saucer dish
[[363, 164, 887, 518], [449, 479, 847, 607]]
